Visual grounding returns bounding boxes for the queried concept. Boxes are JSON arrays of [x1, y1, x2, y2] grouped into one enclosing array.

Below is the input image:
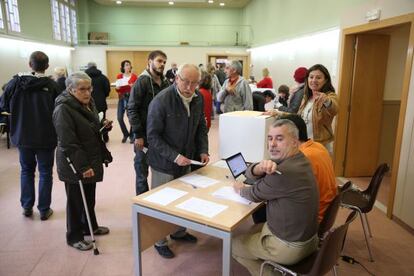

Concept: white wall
[[0, 36, 73, 87], [249, 29, 340, 89], [71, 45, 249, 75]]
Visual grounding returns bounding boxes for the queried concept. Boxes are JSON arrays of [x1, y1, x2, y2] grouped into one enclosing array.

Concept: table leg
[[222, 231, 232, 276], [132, 206, 142, 276]]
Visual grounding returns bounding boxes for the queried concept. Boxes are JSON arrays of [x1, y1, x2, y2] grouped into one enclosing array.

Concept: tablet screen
[[225, 152, 248, 179]]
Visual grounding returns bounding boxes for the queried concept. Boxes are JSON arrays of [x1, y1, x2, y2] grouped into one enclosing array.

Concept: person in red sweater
[[115, 60, 138, 143], [256, 67, 273, 88], [198, 71, 212, 130]]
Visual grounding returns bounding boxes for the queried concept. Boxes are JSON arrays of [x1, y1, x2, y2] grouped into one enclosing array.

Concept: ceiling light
[[116, 0, 122, 4], [219, 2, 225, 6], [168, 1, 174, 5], [208, 0, 214, 3]]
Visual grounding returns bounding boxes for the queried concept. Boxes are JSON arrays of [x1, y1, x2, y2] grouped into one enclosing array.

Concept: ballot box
[[219, 111, 275, 163]]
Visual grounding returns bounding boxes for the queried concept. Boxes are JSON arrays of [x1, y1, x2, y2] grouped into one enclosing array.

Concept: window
[[50, 0, 77, 44], [0, 0, 21, 32]]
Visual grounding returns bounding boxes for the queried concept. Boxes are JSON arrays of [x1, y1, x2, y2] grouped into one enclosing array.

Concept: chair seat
[[341, 190, 370, 213], [279, 252, 317, 275]]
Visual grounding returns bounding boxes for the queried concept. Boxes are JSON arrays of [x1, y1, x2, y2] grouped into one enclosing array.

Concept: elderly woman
[[299, 64, 338, 152], [53, 72, 112, 251]]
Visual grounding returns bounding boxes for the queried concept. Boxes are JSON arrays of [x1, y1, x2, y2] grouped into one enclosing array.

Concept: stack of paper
[[179, 174, 219, 188], [212, 186, 251, 205], [176, 197, 228, 218], [143, 187, 187, 206]]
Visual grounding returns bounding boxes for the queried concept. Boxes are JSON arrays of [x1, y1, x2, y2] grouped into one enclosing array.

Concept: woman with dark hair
[[299, 64, 338, 152], [198, 70, 213, 130], [115, 60, 137, 143]]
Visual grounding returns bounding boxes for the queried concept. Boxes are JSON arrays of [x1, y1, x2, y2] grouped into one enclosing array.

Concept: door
[[344, 34, 390, 177]]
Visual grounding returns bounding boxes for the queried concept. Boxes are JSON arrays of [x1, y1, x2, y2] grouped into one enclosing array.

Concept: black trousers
[[65, 182, 98, 244]]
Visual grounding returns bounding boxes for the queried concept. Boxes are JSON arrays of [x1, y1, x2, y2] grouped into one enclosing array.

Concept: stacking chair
[[259, 211, 358, 276], [340, 163, 389, 262], [318, 193, 341, 240]]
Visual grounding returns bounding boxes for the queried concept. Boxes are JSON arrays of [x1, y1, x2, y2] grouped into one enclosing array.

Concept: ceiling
[[93, 0, 251, 9]]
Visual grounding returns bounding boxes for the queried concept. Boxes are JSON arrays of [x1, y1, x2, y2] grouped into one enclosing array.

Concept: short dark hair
[[278, 84, 289, 95], [148, 50, 167, 61], [280, 114, 308, 142], [29, 51, 49, 72], [120, 60, 132, 73], [262, 90, 275, 99]]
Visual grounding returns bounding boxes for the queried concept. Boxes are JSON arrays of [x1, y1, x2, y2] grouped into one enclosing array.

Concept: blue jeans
[[18, 147, 55, 213], [134, 148, 149, 195], [117, 97, 131, 139]]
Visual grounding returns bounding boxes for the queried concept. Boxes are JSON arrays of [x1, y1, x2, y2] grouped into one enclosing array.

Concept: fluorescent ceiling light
[[219, 2, 225, 6], [116, 0, 122, 4], [168, 1, 174, 4], [208, 0, 214, 3]]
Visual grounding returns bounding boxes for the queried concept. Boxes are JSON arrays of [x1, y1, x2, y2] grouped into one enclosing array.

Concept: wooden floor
[[0, 101, 414, 275]]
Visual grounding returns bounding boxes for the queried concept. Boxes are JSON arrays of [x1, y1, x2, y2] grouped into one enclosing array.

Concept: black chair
[[318, 193, 341, 240], [340, 163, 389, 262], [259, 211, 358, 276], [338, 181, 352, 193]]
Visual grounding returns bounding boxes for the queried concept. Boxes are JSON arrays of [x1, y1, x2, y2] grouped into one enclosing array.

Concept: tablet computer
[[225, 152, 248, 179]]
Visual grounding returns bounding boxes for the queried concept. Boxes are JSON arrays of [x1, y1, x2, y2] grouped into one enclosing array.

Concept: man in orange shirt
[[282, 114, 337, 222]]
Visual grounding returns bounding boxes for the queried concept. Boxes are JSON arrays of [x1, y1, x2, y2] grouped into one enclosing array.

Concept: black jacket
[[53, 91, 107, 184], [56, 77, 66, 94], [0, 73, 59, 148], [127, 69, 169, 144], [252, 92, 266, 111], [85, 67, 110, 112], [147, 85, 209, 176]]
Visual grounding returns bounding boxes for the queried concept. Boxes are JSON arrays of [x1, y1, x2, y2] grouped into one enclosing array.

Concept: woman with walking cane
[[53, 71, 113, 251]]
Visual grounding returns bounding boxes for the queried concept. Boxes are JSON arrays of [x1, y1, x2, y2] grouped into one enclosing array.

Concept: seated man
[[281, 114, 337, 222], [232, 119, 319, 276]]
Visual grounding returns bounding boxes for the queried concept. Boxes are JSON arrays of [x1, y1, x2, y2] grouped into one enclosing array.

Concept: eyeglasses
[[178, 74, 199, 87]]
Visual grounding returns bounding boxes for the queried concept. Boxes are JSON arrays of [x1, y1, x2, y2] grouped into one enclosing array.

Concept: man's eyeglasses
[[178, 74, 199, 87]]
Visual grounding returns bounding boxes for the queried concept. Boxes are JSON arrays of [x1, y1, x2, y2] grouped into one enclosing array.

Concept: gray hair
[[87, 61, 97, 68], [271, 119, 299, 140], [66, 71, 91, 91], [228, 60, 243, 75], [177, 64, 201, 79], [54, 67, 66, 77]]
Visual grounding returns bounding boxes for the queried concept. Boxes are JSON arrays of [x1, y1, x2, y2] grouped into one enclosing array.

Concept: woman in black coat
[[53, 72, 112, 251]]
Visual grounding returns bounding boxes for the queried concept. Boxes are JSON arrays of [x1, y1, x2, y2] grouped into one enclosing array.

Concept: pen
[[275, 170, 282, 175]]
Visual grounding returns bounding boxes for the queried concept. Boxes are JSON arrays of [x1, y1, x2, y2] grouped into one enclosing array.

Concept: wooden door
[[132, 51, 151, 76], [344, 34, 390, 176], [106, 51, 134, 98]]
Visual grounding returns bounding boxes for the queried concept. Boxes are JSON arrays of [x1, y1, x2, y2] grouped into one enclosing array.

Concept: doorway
[[334, 15, 414, 218]]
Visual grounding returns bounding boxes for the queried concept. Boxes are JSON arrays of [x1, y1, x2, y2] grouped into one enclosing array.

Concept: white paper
[[190, 160, 206, 166], [179, 174, 219, 188], [143, 187, 188, 206], [212, 186, 251, 205], [115, 78, 129, 87], [142, 147, 148, 153], [212, 160, 229, 169], [175, 197, 228, 218]]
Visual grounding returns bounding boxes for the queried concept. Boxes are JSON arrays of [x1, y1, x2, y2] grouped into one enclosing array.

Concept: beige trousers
[[232, 223, 318, 276]]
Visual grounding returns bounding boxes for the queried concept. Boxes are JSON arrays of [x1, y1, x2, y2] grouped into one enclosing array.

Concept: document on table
[[143, 187, 188, 206], [212, 186, 251, 205], [212, 160, 229, 169], [190, 160, 206, 166], [179, 174, 219, 188], [176, 197, 228, 218]]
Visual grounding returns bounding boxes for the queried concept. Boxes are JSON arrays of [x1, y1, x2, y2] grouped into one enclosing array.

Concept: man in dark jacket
[[127, 50, 169, 195], [0, 51, 59, 220], [147, 64, 209, 258], [85, 62, 111, 142]]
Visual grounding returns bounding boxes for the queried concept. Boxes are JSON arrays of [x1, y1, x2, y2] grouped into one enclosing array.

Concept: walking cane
[[65, 155, 100, 255]]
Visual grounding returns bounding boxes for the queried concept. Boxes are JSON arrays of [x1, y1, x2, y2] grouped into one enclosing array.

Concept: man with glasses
[[146, 64, 209, 258], [0, 51, 59, 220], [127, 50, 169, 195], [217, 60, 253, 112]]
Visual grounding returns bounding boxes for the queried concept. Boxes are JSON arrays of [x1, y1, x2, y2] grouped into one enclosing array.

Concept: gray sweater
[[241, 152, 319, 242]]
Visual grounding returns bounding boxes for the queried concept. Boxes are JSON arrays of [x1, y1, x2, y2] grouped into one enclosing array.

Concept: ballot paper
[[143, 187, 188, 206], [115, 78, 129, 87], [212, 186, 251, 205], [212, 160, 229, 169], [176, 197, 228, 218], [179, 174, 219, 188], [190, 160, 206, 166]]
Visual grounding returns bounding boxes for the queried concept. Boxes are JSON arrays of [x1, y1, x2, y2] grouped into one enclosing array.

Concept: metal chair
[[340, 163, 389, 262], [259, 211, 358, 276]]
